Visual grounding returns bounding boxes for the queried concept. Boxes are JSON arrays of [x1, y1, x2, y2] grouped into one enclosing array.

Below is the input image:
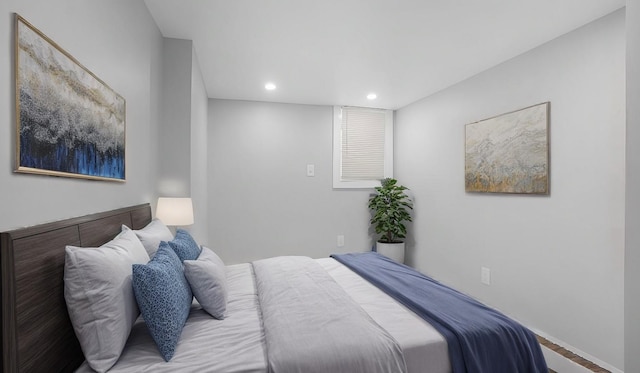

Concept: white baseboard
[[532, 328, 623, 373], [541, 344, 594, 373]]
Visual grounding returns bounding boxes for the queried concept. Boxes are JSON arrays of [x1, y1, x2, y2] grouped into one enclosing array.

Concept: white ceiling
[[144, 0, 625, 110]]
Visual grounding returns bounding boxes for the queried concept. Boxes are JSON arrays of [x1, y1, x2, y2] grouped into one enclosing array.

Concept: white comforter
[[254, 256, 407, 373], [76, 258, 450, 373]]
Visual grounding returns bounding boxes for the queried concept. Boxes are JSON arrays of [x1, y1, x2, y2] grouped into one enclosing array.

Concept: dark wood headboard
[[1, 203, 152, 373]]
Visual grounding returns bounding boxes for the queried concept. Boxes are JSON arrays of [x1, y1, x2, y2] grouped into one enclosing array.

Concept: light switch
[[306, 164, 315, 177], [337, 235, 345, 247]]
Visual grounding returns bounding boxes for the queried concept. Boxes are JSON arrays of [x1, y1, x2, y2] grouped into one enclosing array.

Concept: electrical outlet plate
[[481, 267, 491, 285], [306, 164, 315, 177], [337, 235, 344, 247]]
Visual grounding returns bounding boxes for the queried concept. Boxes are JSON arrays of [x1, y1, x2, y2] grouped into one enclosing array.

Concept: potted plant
[[368, 178, 413, 263]]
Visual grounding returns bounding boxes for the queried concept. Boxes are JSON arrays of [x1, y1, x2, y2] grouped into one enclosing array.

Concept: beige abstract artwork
[[465, 102, 549, 194]]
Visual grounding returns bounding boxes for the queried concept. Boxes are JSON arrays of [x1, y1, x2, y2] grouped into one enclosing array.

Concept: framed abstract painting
[[15, 14, 126, 181], [465, 102, 549, 194]]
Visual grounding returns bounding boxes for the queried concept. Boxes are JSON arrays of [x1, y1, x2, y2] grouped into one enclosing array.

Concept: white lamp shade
[[156, 197, 194, 226]]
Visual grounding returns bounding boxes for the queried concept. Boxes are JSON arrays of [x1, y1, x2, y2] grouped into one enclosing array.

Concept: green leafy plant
[[368, 178, 413, 243]]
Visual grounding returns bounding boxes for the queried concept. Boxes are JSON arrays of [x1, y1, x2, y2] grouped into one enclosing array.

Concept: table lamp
[[156, 197, 194, 228]]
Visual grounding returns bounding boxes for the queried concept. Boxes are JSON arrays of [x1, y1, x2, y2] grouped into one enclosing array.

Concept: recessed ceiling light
[[367, 93, 377, 100], [265, 82, 277, 91]]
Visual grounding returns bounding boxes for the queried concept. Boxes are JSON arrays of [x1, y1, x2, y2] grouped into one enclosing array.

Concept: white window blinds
[[333, 106, 393, 189], [341, 107, 386, 181]]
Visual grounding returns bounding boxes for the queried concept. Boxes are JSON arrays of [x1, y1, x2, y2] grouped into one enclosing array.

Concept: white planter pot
[[376, 242, 405, 264]]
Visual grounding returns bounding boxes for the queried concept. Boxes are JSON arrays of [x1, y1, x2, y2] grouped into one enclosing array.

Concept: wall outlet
[[306, 164, 315, 177], [481, 267, 491, 285], [337, 235, 344, 247]]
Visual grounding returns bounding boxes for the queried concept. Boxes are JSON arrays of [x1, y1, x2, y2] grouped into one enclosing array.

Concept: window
[[333, 106, 393, 188]]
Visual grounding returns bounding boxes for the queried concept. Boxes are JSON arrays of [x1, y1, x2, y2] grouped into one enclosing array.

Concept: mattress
[[76, 258, 449, 373]]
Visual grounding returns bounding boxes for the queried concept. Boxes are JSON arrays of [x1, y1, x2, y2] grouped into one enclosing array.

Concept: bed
[[1, 204, 152, 373], [1, 203, 547, 373]]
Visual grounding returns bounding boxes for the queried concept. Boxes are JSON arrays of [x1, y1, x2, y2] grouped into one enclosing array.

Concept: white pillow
[[183, 247, 228, 319], [123, 218, 173, 258], [64, 229, 150, 373]]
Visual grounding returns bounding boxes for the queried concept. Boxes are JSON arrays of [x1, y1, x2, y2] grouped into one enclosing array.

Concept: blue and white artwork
[[16, 15, 125, 181]]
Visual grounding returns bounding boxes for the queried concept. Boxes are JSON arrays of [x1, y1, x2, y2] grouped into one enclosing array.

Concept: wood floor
[[537, 335, 610, 373]]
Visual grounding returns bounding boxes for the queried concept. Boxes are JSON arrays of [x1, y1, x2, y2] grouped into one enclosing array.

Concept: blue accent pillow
[[168, 229, 202, 262], [132, 242, 192, 361]]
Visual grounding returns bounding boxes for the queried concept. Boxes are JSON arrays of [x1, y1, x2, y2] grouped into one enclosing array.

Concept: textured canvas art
[[465, 102, 549, 194], [15, 15, 125, 181]]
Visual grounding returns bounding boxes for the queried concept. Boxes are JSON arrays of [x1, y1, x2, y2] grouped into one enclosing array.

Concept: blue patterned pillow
[[132, 242, 192, 361], [168, 229, 201, 261]]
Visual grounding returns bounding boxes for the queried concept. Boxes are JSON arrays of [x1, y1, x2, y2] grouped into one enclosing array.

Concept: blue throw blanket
[[331, 252, 548, 373]]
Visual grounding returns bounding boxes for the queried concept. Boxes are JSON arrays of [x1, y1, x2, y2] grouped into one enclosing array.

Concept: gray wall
[[158, 38, 192, 197], [0, 0, 163, 231], [207, 99, 372, 264], [395, 10, 625, 371], [157, 38, 209, 243], [626, 0, 640, 372], [190, 48, 209, 244]]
